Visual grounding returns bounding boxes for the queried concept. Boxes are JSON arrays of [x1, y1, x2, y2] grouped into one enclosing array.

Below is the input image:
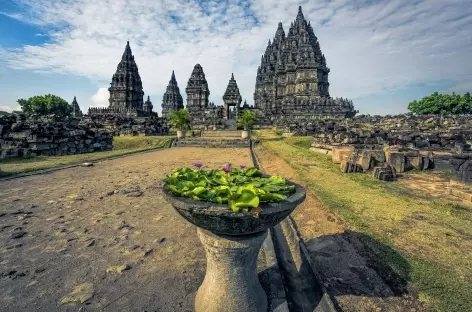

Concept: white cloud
[[1, 0, 471, 114], [90, 88, 110, 108], [0, 105, 19, 112]]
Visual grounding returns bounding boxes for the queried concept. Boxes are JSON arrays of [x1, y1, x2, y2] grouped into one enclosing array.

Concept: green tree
[[168, 108, 191, 131], [408, 92, 472, 115], [17, 94, 72, 116], [237, 110, 256, 130]]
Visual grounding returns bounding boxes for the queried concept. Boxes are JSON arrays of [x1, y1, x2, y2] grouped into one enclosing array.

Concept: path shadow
[[270, 218, 420, 312], [304, 230, 410, 298]]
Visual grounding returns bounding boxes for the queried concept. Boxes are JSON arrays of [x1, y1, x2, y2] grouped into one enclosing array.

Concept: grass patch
[[0, 136, 172, 176], [262, 137, 472, 312]]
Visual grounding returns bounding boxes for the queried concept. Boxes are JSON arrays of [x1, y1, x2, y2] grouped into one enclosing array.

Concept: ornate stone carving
[[253, 6, 356, 121]]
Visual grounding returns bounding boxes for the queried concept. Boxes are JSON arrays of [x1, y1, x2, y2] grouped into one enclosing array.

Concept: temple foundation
[[195, 228, 268, 312]]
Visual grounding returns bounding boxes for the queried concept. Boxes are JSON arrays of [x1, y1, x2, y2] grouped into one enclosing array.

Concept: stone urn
[[163, 178, 306, 312], [241, 130, 250, 139], [176, 129, 186, 138]]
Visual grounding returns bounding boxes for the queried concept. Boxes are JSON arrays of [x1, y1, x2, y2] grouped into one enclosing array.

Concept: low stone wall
[[81, 114, 168, 136], [0, 114, 112, 159]]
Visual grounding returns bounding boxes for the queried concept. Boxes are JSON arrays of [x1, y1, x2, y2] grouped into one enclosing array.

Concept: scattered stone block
[[388, 153, 406, 173], [59, 283, 94, 305], [332, 146, 355, 163]]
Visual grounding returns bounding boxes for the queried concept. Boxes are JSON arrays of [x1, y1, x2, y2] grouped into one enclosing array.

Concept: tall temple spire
[[296, 6, 305, 24], [223, 73, 242, 120], [71, 96, 83, 117], [274, 22, 285, 42], [186, 64, 210, 124], [253, 5, 342, 116], [162, 70, 184, 119], [143, 95, 154, 116], [109, 41, 144, 111]]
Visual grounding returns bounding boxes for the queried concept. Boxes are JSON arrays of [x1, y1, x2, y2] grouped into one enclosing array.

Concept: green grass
[[0, 136, 173, 176], [262, 137, 472, 312]]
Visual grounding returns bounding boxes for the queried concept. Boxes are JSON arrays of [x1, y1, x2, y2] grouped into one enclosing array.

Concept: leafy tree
[[408, 92, 472, 115], [169, 108, 191, 131], [237, 110, 256, 130], [17, 94, 72, 116]]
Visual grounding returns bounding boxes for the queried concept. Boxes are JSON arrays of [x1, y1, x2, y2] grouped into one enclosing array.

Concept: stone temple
[[254, 6, 356, 122], [88, 41, 154, 117], [161, 70, 184, 119], [85, 6, 355, 130]]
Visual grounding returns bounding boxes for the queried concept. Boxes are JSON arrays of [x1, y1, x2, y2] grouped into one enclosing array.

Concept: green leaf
[[212, 174, 229, 186], [166, 184, 182, 195], [229, 190, 260, 213], [268, 175, 285, 184], [192, 187, 207, 195], [245, 168, 261, 177]]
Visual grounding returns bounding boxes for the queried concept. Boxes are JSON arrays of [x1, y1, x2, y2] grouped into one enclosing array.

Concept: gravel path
[[0, 147, 252, 312]]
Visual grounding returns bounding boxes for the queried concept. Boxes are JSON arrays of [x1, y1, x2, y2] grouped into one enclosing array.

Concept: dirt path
[[255, 144, 425, 312], [0, 147, 252, 312]]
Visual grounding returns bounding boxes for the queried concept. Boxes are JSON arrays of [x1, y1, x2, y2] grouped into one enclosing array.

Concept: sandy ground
[[0, 147, 252, 312]]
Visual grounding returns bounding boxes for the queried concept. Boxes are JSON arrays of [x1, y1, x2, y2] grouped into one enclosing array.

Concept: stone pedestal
[[195, 228, 268, 312]]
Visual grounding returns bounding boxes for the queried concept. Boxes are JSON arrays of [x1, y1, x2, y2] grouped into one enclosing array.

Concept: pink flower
[[240, 164, 246, 169], [194, 162, 203, 168], [222, 166, 231, 173]]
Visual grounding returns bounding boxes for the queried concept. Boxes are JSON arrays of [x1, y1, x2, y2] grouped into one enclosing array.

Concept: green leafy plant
[[17, 94, 72, 117], [275, 129, 284, 136], [168, 108, 191, 131], [408, 92, 472, 115], [163, 164, 295, 213], [237, 110, 256, 131]]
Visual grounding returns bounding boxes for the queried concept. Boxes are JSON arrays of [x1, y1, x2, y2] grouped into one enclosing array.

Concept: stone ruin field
[[1, 138, 471, 312]]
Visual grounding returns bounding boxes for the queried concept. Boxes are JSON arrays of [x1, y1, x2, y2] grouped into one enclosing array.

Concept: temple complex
[[84, 6, 356, 131], [161, 71, 184, 119], [254, 6, 356, 121]]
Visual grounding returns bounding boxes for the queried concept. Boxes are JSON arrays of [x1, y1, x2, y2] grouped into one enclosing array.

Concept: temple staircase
[[172, 130, 249, 148]]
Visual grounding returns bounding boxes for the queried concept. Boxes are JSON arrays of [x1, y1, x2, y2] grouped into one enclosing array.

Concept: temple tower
[[108, 41, 144, 112], [254, 6, 332, 117], [71, 96, 83, 117], [143, 96, 154, 116], [161, 70, 184, 119], [222, 73, 242, 120], [185, 64, 210, 124]]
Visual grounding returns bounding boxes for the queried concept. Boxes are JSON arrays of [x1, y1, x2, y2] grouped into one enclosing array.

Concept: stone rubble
[[307, 114, 472, 183], [0, 113, 113, 159]]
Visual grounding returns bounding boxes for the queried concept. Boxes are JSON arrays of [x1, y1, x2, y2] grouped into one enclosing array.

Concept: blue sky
[[0, 0, 471, 115]]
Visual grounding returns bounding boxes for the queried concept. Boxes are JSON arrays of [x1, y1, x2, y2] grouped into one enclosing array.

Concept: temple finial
[[296, 6, 305, 22], [231, 73, 234, 80]]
